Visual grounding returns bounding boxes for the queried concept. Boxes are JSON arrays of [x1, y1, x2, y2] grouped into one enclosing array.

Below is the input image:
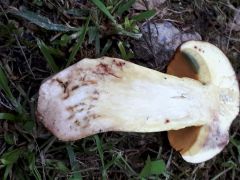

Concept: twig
[[226, 10, 239, 51], [211, 167, 232, 180]]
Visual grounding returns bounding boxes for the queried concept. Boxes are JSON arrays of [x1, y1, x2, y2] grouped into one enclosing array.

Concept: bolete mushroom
[[37, 41, 239, 163], [167, 41, 239, 163]]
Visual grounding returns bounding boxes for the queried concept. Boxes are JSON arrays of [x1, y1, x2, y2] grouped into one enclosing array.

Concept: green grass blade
[[104, 153, 121, 170], [0, 67, 13, 99], [230, 138, 240, 157], [139, 156, 151, 178], [88, 27, 98, 44], [148, 160, 166, 175], [1, 148, 23, 165], [27, 152, 42, 180], [140, 156, 166, 178], [115, 25, 142, 39], [65, 9, 90, 17], [118, 155, 137, 175], [90, 0, 116, 23], [94, 135, 104, 167], [0, 113, 17, 121], [132, 10, 156, 22], [100, 39, 112, 56], [95, 30, 100, 56], [37, 38, 59, 73], [110, 0, 124, 14], [94, 135, 107, 179], [10, 8, 77, 32], [66, 145, 82, 180], [3, 164, 13, 180], [116, 0, 136, 16], [0, 67, 22, 111], [67, 16, 90, 67], [46, 46, 65, 57], [118, 41, 128, 60]]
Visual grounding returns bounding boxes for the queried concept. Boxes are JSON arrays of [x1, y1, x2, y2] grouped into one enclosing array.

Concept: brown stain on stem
[[167, 49, 201, 154], [93, 62, 121, 78]]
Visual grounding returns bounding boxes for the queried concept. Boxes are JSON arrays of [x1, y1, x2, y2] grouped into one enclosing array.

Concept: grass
[[0, 0, 240, 179]]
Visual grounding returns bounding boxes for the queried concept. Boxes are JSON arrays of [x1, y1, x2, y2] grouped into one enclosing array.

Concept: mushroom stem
[[38, 56, 214, 140]]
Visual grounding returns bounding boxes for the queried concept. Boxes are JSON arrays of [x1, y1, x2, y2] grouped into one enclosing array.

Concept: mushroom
[[167, 41, 239, 163], [37, 41, 239, 163]]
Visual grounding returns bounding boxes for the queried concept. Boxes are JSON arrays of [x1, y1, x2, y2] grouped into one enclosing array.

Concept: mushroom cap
[[167, 41, 239, 163]]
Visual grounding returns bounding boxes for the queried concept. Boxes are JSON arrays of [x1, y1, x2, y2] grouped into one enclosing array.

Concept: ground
[[0, 0, 240, 179]]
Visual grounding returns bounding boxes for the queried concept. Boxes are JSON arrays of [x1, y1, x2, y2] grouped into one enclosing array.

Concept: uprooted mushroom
[[37, 41, 239, 163]]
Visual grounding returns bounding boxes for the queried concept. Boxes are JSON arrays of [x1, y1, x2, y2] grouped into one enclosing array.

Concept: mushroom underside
[[167, 48, 203, 154], [167, 41, 239, 163]]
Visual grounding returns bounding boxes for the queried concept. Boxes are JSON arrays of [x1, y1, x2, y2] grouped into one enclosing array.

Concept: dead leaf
[[132, 22, 202, 70], [133, 0, 166, 10], [228, 22, 240, 32], [228, 8, 240, 32]]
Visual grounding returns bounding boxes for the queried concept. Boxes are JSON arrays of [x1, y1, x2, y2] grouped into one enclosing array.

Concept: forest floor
[[0, 0, 240, 179]]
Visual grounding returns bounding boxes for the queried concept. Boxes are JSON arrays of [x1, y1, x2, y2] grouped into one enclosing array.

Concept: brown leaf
[[228, 8, 240, 32], [132, 22, 202, 70], [133, 0, 166, 10]]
